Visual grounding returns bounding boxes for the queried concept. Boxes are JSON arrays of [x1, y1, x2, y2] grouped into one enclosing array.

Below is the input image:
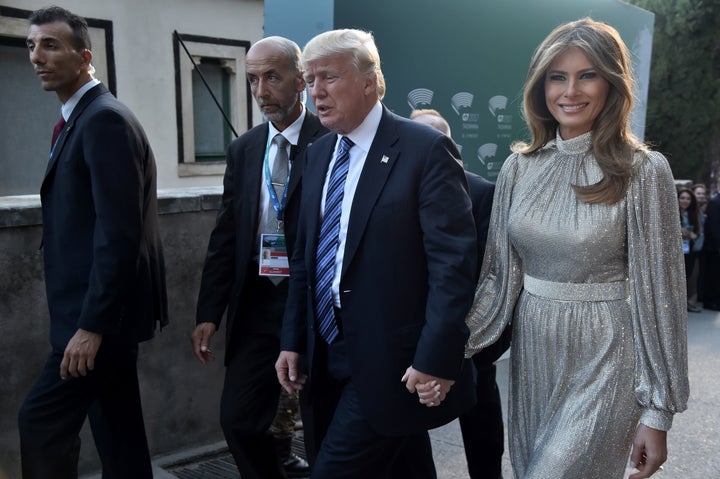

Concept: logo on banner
[[451, 92, 479, 122], [488, 95, 512, 125], [477, 143, 497, 166], [407, 88, 434, 110], [452, 92, 480, 140]]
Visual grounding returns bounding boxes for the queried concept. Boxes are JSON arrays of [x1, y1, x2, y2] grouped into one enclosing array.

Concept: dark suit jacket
[[196, 110, 327, 360], [703, 194, 720, 253], [41, 83, 168, 350], [466, 171, 494, 279], [464, 172, 510, 365], [282, 105, 477, 436]]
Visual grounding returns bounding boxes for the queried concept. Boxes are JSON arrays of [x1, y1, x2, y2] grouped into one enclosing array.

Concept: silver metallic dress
[[465, 132, 689, 479]]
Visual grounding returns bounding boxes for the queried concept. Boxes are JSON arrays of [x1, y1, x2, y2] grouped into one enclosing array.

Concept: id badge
[[259, 233, 290, 276], [682, 239, 691, 255]]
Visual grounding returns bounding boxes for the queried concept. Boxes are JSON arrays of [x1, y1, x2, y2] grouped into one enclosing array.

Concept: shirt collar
[[341, 101, 382, 154], [267, 106, 307, 146], [61, 78, 101, 120]]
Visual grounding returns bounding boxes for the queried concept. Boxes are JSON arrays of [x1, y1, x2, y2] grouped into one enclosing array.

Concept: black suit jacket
[[41, 83, 168, 350], [464, 172, 510, 365], [282, 105, 477, 436], [465, 171, 494, 279], [196, 110, 327, 359], [703, 194, 720, 253]]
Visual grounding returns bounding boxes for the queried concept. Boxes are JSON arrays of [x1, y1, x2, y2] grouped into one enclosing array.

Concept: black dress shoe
[[704, 302, 720, 311], [688, 303, 703, 313], [283, 452, 310, 478]]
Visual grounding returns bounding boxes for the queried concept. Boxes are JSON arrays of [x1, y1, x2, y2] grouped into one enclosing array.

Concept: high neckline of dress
[[555, 130, 593, 155]]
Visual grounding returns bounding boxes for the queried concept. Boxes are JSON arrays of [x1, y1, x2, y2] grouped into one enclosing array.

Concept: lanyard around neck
[[264, 135, 291, 222]]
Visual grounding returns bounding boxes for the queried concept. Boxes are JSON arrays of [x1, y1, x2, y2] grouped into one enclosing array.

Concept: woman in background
[[463, 18, 689, 479], [678, 187, 702, 312]]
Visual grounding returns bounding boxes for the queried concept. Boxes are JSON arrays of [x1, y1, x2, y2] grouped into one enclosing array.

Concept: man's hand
[[275, 351, 307, 394], [628, 424, 667, 479], [60, 329, 103, 379], [401, 366, 455, 407], [191, 322, 217, 364]]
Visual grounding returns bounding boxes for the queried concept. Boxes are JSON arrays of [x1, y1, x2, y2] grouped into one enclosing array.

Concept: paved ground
[[88, 308, 719, 479], [429, 308, 720, 479]]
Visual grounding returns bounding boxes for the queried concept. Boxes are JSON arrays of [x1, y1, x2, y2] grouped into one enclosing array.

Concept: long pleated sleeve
[[465, 153, 525, 356], [626, 150, 690, 430]]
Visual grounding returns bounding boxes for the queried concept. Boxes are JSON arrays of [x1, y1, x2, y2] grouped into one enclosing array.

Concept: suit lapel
[[287, 112, 320, 200], [242, 125, 267, 235], [342, 107, 399, 276], [42, 84, 108, 189]]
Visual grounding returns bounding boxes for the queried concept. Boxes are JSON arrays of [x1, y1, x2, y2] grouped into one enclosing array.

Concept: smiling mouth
[[560, 103, 588, 112]]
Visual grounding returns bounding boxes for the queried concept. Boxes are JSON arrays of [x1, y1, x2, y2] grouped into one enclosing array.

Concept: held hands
[[60, 328, 102, 379], [275, 351, 307, 394], [401, 366, 455, 407], [628, 424, 667, 479], [191, 322, 218, 363]]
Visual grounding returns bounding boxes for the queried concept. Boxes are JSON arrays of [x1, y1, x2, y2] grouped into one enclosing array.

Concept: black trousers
[[459, 361, 504, 479], [703, 251, 720, 307], [220, 271, 289, 479], [391, 361, 504, 479], [18, 339, 151, 479], [309, 336, 436, 479]]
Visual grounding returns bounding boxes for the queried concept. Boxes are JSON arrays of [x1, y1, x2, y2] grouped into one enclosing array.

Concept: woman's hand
[[628, 424, 667, 479]]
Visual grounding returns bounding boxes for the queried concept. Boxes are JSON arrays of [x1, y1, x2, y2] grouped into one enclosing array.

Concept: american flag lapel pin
[[380, 155, 389, 164]]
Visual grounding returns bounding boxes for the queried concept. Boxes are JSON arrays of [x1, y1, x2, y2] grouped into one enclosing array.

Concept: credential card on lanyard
[[259, 233, 290, 277]]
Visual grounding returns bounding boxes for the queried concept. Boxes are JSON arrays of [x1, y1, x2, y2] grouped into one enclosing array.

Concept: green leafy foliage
[[627, 0, 720, 185]]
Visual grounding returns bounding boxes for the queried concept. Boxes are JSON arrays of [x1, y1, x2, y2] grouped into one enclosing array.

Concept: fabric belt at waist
[[523, 274, 629, 302]]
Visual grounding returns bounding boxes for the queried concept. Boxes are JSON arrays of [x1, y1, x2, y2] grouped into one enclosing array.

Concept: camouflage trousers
[[269, 388, 299, 439]]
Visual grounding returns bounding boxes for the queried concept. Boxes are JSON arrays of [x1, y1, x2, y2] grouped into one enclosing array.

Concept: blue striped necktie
[[314, 136, 354, 344]]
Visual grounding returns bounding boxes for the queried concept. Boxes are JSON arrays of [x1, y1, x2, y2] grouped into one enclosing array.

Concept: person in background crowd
[[410, 108, 508, 479], [678, 187, 702, 312], [689, 183, 708, 308], [276, 28, 477, 478], [20, 6, 168, 478], [702, 177, 720, 310], [192, 36, 326, 478], [464, 18, 688, 479]]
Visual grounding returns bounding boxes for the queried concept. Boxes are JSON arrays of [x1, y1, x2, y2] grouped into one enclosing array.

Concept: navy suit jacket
[[282, 105, 477, 435], [196, 111, 327, 358], [703, 194, 720, 253], [465, 171, 494, 278], [41, 83, 167, 350], [464, 171, 510, 365]]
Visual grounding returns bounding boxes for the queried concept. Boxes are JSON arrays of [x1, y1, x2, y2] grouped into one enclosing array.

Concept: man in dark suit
[[702, 183, 720, 310], [19, 6, 168, 479], [276, 29, 478, 478], [411, 109, 508, 478], [191, 36, 327, 478]]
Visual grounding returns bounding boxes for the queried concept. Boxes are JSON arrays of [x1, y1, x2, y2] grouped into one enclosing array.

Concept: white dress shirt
[[61, 78, 101, 120], [319, 101, 383, 307], [257, 107, 307, 238]]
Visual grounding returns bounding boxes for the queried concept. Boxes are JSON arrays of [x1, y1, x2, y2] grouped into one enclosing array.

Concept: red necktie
[[51, 116, 66, 147]]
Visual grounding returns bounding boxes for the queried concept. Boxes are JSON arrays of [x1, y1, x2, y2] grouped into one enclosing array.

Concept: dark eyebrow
[[31, 35, 59, 45], [546, 67, 596, 75]]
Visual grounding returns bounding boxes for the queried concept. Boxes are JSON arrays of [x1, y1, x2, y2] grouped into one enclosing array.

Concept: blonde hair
[[513, 18, 646, 204], [302, 29, 386, 100]]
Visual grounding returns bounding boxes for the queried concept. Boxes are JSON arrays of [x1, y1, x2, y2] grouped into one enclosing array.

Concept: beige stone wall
[[0, 189, 231, 478]]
